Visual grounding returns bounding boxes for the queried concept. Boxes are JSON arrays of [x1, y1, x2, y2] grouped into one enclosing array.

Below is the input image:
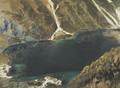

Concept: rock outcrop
[[0, 76, 62, 88], [68, 47, 120, 88]]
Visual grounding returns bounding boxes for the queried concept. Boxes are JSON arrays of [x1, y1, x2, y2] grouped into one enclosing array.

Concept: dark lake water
[[2, 29, 120, 83]]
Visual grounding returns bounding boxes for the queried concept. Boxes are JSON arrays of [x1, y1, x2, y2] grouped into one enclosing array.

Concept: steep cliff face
[[0, 0, 120, 48], [0, 0, 57, 44], [53, 0, 120, 30], [68, 47, 120, 88]]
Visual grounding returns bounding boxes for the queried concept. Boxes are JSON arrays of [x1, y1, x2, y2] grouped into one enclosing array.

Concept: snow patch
[[92, 0, 120, 28], [107, 0, 113, 3], [47, 0, 73, 40], [0, 64, 12, 78], [30, 76, 62, 88], [116, 7, 120, 23]]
